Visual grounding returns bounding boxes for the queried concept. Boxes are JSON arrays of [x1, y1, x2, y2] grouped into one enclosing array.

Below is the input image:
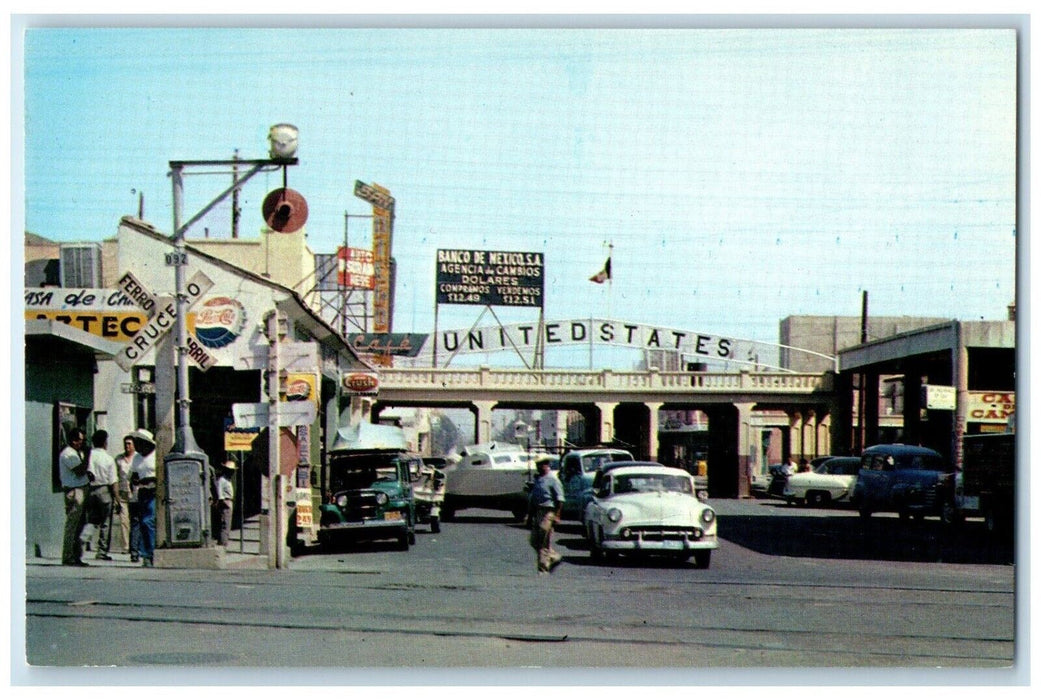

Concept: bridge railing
[[377, 366, 833, 394]]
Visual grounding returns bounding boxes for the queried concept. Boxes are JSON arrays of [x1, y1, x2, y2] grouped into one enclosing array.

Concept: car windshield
[[582, 452, 630, 472], [328, 454, 399, 491], [613, 473, 693, 495]]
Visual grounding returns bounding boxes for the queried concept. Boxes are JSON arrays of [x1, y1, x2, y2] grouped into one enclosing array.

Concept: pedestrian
[[129, 429, 157, 567], [528, 456, 564, 574], [59, 428, 90, 566], [113, 435, 135, 555], [85, 430, 118, 561], [216, 459, 236, 546]]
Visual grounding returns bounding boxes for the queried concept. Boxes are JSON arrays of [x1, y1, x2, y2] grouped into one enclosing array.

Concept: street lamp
[[164, 125, 299, 549]]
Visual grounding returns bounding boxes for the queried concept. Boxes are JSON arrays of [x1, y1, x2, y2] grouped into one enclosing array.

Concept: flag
[[589, 257, 611, 284]]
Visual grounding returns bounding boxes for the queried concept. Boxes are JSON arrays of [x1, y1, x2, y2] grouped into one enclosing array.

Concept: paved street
[[20, 498, 1017, 683]]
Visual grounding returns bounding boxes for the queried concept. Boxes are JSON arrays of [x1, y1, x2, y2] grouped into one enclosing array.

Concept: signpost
[[921, 384, 957, 411], [231, 401, 318, 429], [235, 341, 318, 373], [113, 270, 216, 371]]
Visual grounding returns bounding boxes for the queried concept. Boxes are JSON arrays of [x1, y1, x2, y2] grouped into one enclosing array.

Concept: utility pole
[[264, 310, 287, 569], [856, 290, 869, 453], [231, 149, 241, 239], [156, 124, 299, 567]]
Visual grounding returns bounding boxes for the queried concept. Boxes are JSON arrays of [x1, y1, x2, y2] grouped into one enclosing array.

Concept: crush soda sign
[[192, 296, 246, 349]]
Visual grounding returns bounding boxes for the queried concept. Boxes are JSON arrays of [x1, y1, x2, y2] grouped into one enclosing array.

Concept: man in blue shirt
[[528, 457, 564, 573]]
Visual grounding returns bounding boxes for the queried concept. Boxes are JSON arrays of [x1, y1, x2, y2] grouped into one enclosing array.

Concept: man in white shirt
[[216, 460, 237, 546], [86, 430, 118, 560], [59, 428, 89, 566]]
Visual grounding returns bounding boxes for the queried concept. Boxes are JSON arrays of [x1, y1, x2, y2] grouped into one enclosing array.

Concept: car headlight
[[700, 509, 715, 525], [607, 508, 623, 523], [375, 492, 389, 506], [336, 494, 349, 507]]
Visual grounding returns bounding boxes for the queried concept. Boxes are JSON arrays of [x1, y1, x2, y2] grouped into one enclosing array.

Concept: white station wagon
[[583, 463, 718, 568]]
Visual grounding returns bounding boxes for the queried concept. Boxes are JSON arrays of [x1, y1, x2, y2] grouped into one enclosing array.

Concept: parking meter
[[164, 449, 211, 547]]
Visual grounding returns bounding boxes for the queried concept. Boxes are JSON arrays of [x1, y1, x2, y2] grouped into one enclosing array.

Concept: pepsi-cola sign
[[193, 296, 246, 349]]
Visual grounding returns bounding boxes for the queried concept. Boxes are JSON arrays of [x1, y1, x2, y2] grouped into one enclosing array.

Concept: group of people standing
[[58, 427, 157, 567], [58, 427, 238, 567]]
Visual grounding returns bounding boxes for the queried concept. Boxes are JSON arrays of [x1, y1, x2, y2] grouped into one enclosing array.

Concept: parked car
[[557, 447, 634, 520], [783, 456, 861, 506], [850, 444, 953, 520], [583, 463, 718, 568]]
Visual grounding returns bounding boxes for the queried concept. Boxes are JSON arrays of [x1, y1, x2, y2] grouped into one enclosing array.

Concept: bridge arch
[[373, 366, 840, 498]]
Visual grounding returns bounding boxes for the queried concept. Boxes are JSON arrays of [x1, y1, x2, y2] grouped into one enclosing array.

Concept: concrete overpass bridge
[[372, 366, 839, 498]]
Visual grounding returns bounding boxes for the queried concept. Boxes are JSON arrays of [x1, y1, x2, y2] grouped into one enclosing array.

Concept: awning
[[25, 319, 126, 357]]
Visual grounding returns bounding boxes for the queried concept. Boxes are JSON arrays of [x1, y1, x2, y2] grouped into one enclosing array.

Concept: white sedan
[[782, 457, 861, 507], [583, 464, 718, 568]]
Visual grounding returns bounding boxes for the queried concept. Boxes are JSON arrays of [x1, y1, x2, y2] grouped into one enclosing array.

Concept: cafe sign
[[967, 392, 1015, 424]]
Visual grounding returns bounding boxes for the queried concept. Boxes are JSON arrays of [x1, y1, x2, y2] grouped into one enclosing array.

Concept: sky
[[16, 22, 1019, 363]]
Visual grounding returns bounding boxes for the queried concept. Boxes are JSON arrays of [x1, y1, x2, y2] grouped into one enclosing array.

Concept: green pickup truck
[[292, 423, 418, 553]]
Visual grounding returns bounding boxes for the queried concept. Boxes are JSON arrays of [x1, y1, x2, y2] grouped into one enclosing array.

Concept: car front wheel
[[693, 550, 711, 569]]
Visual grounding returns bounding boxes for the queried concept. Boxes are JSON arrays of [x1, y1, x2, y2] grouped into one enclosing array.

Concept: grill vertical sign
[[114, 269, 215, 372], [353, 181, 395, 333]]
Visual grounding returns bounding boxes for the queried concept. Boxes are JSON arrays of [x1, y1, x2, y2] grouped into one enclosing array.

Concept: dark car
[[850, 444, 952, 520]]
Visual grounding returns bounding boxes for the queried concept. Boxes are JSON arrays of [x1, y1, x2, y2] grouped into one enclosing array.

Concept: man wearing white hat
[[129, 429, 157, 567], [216, 459, 237, 547]]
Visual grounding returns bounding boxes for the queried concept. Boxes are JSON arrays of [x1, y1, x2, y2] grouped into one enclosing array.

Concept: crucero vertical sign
[[436, 249, 544, 308]]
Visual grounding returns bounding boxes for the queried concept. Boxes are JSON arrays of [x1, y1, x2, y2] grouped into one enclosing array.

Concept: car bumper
[[321, 517, 407, 535], [602, 532, 718, 552]]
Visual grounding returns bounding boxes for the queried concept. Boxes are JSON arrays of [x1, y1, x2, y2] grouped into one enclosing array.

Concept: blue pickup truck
[[557, 447, 634, 520]]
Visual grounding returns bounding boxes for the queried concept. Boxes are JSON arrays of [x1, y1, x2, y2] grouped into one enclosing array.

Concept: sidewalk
[[34, 515, 269, 570]]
